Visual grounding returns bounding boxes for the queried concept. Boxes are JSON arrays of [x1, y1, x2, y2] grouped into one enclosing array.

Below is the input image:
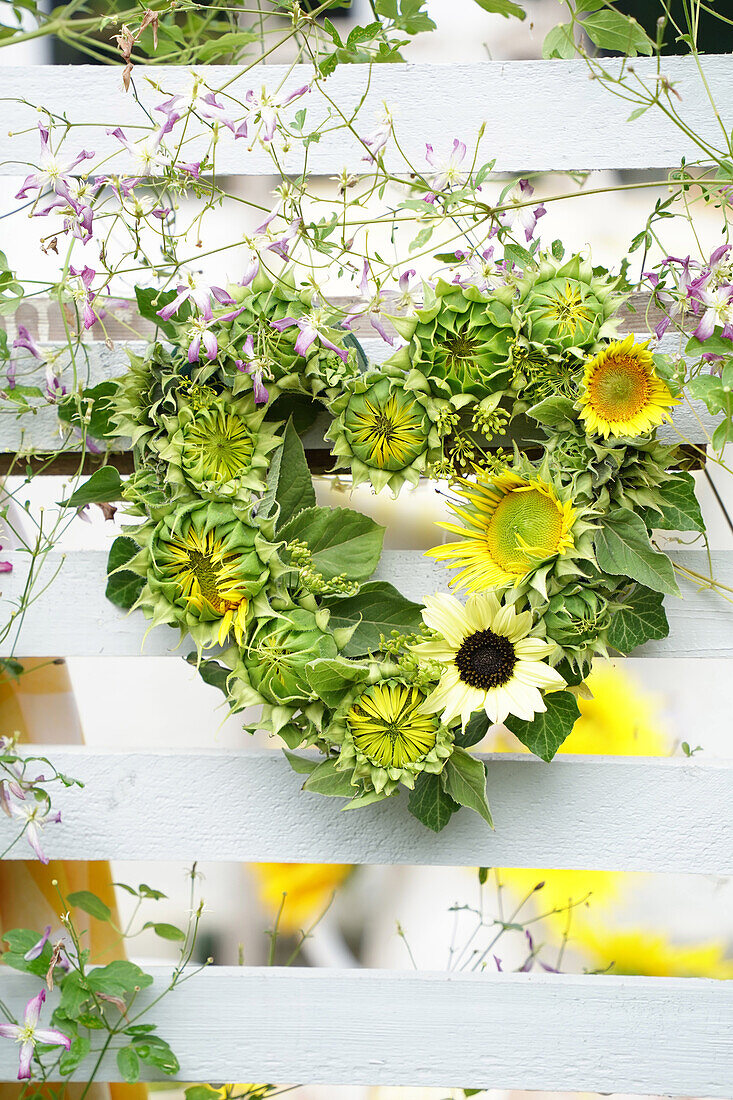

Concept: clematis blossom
[[235, 335, 270, 404], [246, 83, 310, 143], [690, 282, 733, 341], [15, 123, 95, 204], [186, 304, 246, 363], [271, 310, 348, 363], [453, 247, 505, 293], [0, 786, 61, 863], [424, 138, 467, 201], [13, 326, 43, 361], [646, 255, 701, 338], [497, 178, 546, 242], [342, 260, 395, 345], [360, 106, 393, 162], [0, 989, 71, 1080], [68, 266, 100, 330], [157, 87, 247, 138], [157, 275, 234, 322]]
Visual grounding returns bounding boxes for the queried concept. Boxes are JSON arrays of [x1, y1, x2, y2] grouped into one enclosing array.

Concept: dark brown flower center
[[455, 628, 516, 690]]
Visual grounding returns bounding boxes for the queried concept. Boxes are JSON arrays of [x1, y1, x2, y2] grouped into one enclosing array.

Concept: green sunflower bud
[[515, 254, 626, 356], [387, 279, 515, 405], [152, 392, 282, 501], [127, 499, 284, 652], [327, 367, 441, 495], [545, 587, 612, 647]]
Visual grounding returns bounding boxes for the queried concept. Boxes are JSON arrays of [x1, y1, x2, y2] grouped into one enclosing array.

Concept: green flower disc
[[152, 391, 282, 501], [388, 279, 515, 404], [327, 368, 442, 495], [515, 254, 625, 356]]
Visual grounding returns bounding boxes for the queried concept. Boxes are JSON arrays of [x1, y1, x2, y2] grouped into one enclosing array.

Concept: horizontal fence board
[[0, 967, 730, 1093], [1, 749, 730, 872], [0, 298, 719, 452], [1, 58, 732, 174], [1, 550, 729, 659]]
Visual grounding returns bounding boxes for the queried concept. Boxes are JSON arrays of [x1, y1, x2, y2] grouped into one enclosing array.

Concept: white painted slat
[[1, 550, 729, 658], [0, 967, 730, 1094], [1, 748, 730, 872], [1, 58, 732, 174]]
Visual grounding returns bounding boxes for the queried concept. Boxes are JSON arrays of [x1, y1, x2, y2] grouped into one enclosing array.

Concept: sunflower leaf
[[279, 506, 385, 581], [302, 758, 356, 797], [260, 417, 315, 530], [456, 711, 490, 748], [504, 690, 580, 762], [595, 509, 681, 597], [653, 472, 705, 533], [105, 536, 145, 610], [443, 748, 493, 827], [407, 772, 459, 832], [305, 657, 371, 708], [321, 581, 423, 657], [607, 585, 669, 655]]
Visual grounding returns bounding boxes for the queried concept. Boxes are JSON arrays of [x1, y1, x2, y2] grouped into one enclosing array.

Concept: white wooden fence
[[1, 54, 733, 1095]]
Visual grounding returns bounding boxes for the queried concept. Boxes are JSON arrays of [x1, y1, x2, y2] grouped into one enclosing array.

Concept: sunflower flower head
[[578, 334, 680, 439], [328, 368, 441, 495], [428, 470, 577, 593], [516, 253, 625, 355], [413, 591, 566, 729]]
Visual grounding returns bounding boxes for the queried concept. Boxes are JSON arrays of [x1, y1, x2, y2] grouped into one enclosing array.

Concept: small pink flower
[[0, 989, 71, 1080], [498, 179, 546, 242], [424, 138, 467, 201], [1, 787, 61, 862], [271, 310, 348, 362], [15, 122, 95, 204], [13, 326, 43, 361], [246, 83, 310, 143], [157, 276, 234, 322], [235, 335, 270, 404], [342, 260, 395, 346]]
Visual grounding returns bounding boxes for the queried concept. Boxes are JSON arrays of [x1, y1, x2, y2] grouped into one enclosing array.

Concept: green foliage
[[582, 10, 654, 56], [607, 584, 669, 654], [302, 757, 356, 797], [58, 381, 118, 441], [117, 1045, 141, 1083], [1, 928, 53, 977], [472, 0, 525, 19], [456, 711, 490, 749], [66, 890, 112, 922], [59, 466, 125, 508], [442, 748, 493, 826], [135, 286, 184, 339], [260, 417, 316, 530], [105, 536, 145, 610], [407, 772, 459, 832], [304, 657, 370, 709], [505, 691, 580, 761], [595, 509, 681, 597], [322, 581, 423, 657], [279, 506, 385, 582], [652, 472, 705, 533]]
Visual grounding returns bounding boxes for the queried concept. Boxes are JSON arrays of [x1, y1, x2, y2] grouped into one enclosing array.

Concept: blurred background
[[1, 2, 732, 1099]]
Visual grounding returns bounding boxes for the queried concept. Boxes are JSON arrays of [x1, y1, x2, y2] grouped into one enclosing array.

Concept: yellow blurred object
[[495, 662, 733, 980], [250, 862, 352, 933], [0, 659, 147, 1100], [572, 925, 733, 978]]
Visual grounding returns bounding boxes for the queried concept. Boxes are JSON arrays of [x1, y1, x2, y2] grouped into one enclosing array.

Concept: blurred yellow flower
[[573, 926, 733, 979], [249, 862, 352, 934]]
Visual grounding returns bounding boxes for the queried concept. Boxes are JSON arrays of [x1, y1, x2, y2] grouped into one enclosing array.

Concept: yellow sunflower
[[578, 334, 680, 439], [250, 863, 352, 934], [427, 472, 577, 591], [347, 682, 439, 768], [164, 526, 251, 645]]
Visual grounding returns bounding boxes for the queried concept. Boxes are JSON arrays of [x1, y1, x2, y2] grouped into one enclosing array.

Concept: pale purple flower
[[156, 87, 247, 138], [24, 926, 52, 962], [31, 176, 101, 245], [177, 161, 202, 180], [453, 247, 504, 293], [271, 309, 348, 362], [424, 138, 467, 201], [245, 83, 309, 143], [68, 265, 99, 330], [107, 122, 173, 179], [239, 246, 260, 288], [44, 363, 67, 405], [704, 243, 733, 288], [157, 275, 234, 322], [5, 360, 16, 391], [394, 268, 421, 313], [13, 326, 43, 361], [186, 304, 246, 363], [360, 106, 393, 162], [0, 787, 61, 862], [647, 255, 701, 338], [15, 123, 95, 204], [250, 210, 301, 261], [342, 260, 395, 345], [498, 179, 546, 242], [235, 335, 270, 404], [0, 989, 71, 1079], [691, 282, 733, 341]]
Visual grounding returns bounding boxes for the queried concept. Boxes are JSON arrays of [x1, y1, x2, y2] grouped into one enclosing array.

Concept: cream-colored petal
[[503, 679, 545, 720], [506, 609, 533, 642], [422, 592, 469, 648], [514, 636, 554, 660], [412, 639, 457, 662], [491, 602, 518, 638], [515, 659, 566, 690], [465, 590, 500, 630]]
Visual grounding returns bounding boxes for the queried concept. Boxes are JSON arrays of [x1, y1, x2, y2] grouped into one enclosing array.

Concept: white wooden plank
[[0, 550, 730, 659], [1, 58, 732, 175], [0, 748, 730, 872], [0, 967, 730, 1094]]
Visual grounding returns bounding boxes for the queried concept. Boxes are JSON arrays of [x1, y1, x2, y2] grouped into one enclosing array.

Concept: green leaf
[[595, 509, 681, 597], [59, 466, 125, 508], [192, 656, 230, 698], [472, 0, 525, 18], [280, 506, 385, 582], [582, 10, 653, 56], [196, 30, 259, 61], [505, 691, 580, 761], [283, 749, 319, 775], [407, 772, 459, 832], [542, 22, 576, 58], [526, 396, 577, 428], [260, 417, 315, 530], [59, 1036, 91, 1076], [117, 1046, 140, 1083], [346, 20, 382, 48], [58, 972, 90, 1018], [67, 890, 111, 922], [456, 711, 490, 749], [87, 961, 153, 997], [653, 472, 705, 533], [687, 373, 728, 414], [133, 1036, 179, 1075], [143, 922, 186, 942], [443, 748, 493, 827], [58, 381, 118, 441], [134, 286, 182, 338], [607, 585, 669, 655], [322, 581, 423, 656], [303, 758, 355, 797], [304, 657, 370, 708], [185, 1088, 221, 1100], [685, 333, 733, 359], [1, 928, 53, 977], [105, 536, 145, 611]]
